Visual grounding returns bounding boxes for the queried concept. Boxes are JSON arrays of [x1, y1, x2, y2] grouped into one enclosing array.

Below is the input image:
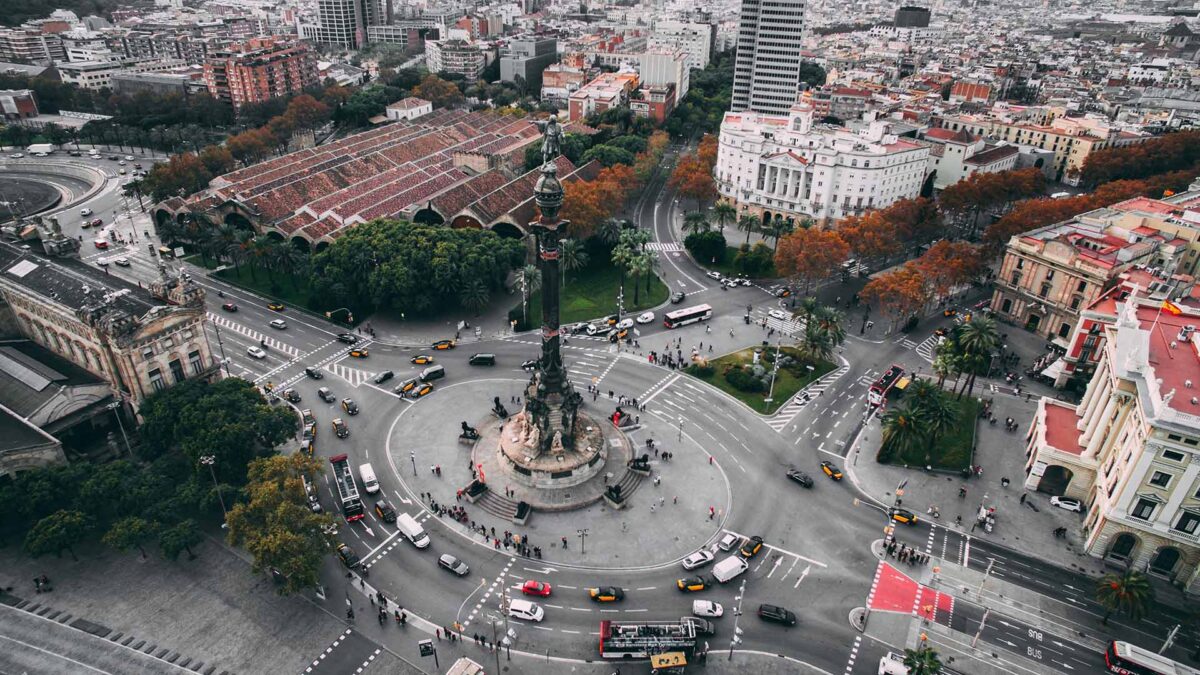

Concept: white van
[[358, 463, 380, 494], [878, 652, 909, 675], [712, 555, 749, 583], [507, 598, 544, 622], [396, 512, 430, 548]]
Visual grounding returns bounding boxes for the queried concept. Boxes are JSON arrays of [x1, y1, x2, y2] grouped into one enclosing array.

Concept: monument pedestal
[[498, 410, 607, 489]]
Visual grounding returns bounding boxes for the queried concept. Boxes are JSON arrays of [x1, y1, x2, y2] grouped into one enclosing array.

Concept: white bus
[[663, 304, 713, 329]]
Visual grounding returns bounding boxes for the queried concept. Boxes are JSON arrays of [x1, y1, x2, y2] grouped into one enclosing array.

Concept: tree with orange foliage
[[981, 167, 1197, 252], [838, 211, 902, 260], [561, 179, 609, 241], [860, 266, 928, 330], [910, 240, 982, 299], [633, 130, 670, 183], [940, 168, 1044, 237], [669, 153, 717, 211], [877, 197, 941, 244], [226, 128, 273, 166], [774, 228, 850, 295], [412, 74, 464, 109], [283, 94, 332, 130], [697, 134, 719, 170]]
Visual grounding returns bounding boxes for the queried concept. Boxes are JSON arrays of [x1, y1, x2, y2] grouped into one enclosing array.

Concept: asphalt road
[[34, 146, 1194, 675]]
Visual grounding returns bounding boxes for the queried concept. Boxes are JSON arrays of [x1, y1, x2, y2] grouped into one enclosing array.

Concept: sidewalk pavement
[[0, 532, 361, 675], [363, 290, 521, 348], [847, 389, 1105, 577]]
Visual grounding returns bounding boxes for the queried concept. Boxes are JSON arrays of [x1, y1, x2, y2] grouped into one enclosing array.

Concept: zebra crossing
[[325, 362, 377, 387], [644, 242, 683, 252], [766, 363, 850, 431], [206, 312, 301, 357], [894, 336, 918, 350], [914, 334, 942, 363]]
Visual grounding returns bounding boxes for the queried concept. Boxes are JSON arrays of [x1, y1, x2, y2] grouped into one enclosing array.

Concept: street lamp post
[[410, 450, 417, 476], [209, 319, 232, 377], [677, 416, 684, 443], [577, 528, 589, 555], [107, 400, 133, 457], [728, 578, 747, 660], [489, 616, 502, 674], [199, 455, 229, 527]]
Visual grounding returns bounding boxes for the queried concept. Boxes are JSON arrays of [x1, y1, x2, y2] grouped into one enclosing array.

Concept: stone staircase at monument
[[476, 490, 519, 520], [614, 469, 646, 502]]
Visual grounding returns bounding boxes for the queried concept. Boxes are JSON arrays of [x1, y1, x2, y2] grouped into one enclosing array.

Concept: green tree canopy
[[226, 453, 336, 595], [310, 219, 525, 315], [138, 378, 296, 482], [25, 510, 94, 561]]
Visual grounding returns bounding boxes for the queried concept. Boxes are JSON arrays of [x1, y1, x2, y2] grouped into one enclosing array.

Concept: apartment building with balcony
[[202, 37, 317, 109], [1025, 293, 1200, 593], [425, 39, 490, 80]]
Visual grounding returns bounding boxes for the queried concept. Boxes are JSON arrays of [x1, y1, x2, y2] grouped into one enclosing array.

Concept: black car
[[372, 370, 394, 384], [758, 604, 796, 626], [282, 389, 301, 403], [305, 367, 323, 380], [681, 616, 716, 636], [740, 535, 764, 559], [317, 387, 335, 403], [336, 543, 361, 568], [786, 469, 813, 488], [521, 359, 538, 371], [337, 333, 358, 344], [670, 291, 686, 304], [374, 499, 397, 522]]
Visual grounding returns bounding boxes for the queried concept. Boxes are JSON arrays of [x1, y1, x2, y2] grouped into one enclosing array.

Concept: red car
[[521, 580, 552, 597]]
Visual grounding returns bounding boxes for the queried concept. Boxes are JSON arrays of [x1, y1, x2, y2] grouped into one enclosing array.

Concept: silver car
[[681, 549, 715, 570]]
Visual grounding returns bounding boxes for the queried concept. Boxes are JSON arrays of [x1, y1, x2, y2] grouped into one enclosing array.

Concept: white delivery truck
[[26, 143, 56, 156], [712, 555, 748, 583], [358, 463, 380, 494], [395, 512, 430, 548]]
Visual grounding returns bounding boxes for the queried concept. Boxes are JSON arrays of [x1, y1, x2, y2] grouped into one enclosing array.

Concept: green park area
[[705, 245, 778, 279], [686, 347, 834, 415], [877, 393, 981, 471], [514, 258, 669, 329]]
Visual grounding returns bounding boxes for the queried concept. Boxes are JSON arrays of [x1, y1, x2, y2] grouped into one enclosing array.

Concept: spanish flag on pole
[[1162, 300, 1184, 316]]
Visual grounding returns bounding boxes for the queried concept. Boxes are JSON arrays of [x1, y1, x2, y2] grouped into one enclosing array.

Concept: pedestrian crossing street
[[207, 312, 301, 357], [644, 242, 683, 252], [765, 362, 850, 432]]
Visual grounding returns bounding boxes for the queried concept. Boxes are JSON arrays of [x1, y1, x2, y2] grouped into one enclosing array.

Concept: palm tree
[[595, 219, 622, 248], [1097, 569, 1154, 625], [682, 211, 710, 235], [273, 244, 308, 290], [956, 316, 999, 398], [459, 278, 490, 315], [766, 216, 795, 248], [918, 394, 960, 458], [517, 264, 542, 325], [797, 296, 821, 327], [905, 378, 941, 412], [881, 407, 925, 462], [811, 306, 845, 346], [247, 235, 275, 280], [628, 251, 653, 306], [931, 351, 956, 389], [797, 323, 834, 363], [712, 202, 737, 233], [737, 213, 760, 247], [902, 645, 943, 675], [559, 238, 588, 287]]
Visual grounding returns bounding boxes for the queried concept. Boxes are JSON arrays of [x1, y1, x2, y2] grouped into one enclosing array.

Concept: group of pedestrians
[[885, 540, 930, 565]]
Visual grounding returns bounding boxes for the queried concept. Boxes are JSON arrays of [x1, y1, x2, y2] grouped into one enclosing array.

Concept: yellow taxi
[[332, 418, 349, 439], [889, 508, 919, 526], [820, 460, 843, 481], [432, 339, 456, 351], [413, 383, 434, 398], [587, 587, 625, 602], [395, 378, 419, 395], [267, 302, 285, 311], [676, 577, 709, 593], [348, 348, 369, 358], [410, 354, 435, 365]]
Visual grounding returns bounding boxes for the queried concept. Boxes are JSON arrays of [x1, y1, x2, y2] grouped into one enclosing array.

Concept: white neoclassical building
[[714, 95, 930, 227], [1025, 294, 1200, 594]]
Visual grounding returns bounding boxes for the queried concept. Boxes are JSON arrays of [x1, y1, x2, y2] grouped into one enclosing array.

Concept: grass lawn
[[515, 258, 669, 328], [878, 394, 981, 471], [686, 347, 835, 415], [704, 245, 778, 279]]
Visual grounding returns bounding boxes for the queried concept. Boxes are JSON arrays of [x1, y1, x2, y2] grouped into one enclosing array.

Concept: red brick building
[[630, 83, 675, 124], [203, 37, 317, 109]]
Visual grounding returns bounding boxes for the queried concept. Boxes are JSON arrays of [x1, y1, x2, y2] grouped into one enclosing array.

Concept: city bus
[[329, 453, 364, 522], [598, 620, 696, 660], [1105, 640, 1200, 675], [663, 304, 713, 329]]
